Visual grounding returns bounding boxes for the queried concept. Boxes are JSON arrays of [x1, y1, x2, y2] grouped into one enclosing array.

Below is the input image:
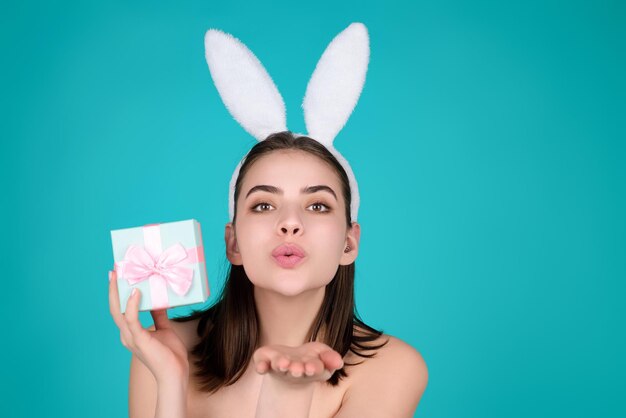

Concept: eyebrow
[[245, 184, 338, 201]]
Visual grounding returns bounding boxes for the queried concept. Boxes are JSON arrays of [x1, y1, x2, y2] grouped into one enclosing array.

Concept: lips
[[272, 243, 306, 258], [272, 243, 306, 268]]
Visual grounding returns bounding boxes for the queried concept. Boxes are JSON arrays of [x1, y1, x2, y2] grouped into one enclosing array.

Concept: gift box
[[111, 219, 210, 313]]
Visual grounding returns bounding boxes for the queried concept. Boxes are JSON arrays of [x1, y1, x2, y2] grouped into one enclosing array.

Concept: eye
[[251, 202, 275, 212], [308, 202, 331, 213]]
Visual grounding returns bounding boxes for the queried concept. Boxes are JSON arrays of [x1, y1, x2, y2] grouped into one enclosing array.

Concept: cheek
[[310, 222, 346, 259], [237, 230, 267, 262], [235, 214, 265, 243]]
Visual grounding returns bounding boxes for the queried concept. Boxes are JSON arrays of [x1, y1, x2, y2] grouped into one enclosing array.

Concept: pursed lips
[[271, 243, 306, 268], [272, 243, 306, 258]]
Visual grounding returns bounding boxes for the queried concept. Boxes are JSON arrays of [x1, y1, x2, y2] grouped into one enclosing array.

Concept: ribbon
[[115, 223, 204, 309], [122, 243, 194, 295]]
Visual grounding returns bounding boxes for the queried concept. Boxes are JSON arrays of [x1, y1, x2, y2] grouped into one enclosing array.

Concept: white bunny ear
[[302, 23, 370, 147], [205, 29, 287, 141]]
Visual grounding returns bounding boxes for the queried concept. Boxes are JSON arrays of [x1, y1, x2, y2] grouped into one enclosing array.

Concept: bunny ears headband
[[204, 22, 370, 222]]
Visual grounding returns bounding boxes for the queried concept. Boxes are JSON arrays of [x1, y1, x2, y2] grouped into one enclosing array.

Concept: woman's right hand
[[108, 269, 189, 384]]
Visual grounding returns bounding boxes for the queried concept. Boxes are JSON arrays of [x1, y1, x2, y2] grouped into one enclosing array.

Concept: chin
[[266, 282, 317, 297], [253, 275, 328, 298]]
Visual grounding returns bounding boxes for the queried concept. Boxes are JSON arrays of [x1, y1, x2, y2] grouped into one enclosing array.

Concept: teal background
[[2, 1, 624, 417]]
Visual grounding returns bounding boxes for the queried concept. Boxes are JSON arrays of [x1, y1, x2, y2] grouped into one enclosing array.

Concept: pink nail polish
[[131, 288, 137, 296]]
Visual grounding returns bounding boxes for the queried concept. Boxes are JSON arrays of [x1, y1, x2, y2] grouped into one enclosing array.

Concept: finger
[[150, 309, 171, 331], [109, 270, 133, 348], [255, 360, 270, 374], [288, 360, 305, 378], [304, 357, 325, 377], [253, 346, 271, 366], [124, 289, 149, 345], [272, 354, 291, 373], [306, 342, 344, 370], [319, 350, 344, 371], [108, 270, 124, 327]]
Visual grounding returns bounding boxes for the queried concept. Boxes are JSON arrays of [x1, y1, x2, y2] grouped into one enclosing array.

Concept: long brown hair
[[172, 131, 387, 393]]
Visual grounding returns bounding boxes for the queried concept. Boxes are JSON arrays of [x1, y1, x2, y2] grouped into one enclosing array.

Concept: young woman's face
[[225, 150, 359, 297]]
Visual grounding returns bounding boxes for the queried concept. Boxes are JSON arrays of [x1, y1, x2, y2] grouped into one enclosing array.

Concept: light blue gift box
[[111, 219, 210, 313]]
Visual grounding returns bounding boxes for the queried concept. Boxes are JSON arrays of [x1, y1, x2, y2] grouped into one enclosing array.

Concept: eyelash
[[250, 201, 332, 213]]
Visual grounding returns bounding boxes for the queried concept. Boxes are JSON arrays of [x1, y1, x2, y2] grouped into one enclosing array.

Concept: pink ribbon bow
[[114, 223, 204, 310], [122, 243, 194, 296]]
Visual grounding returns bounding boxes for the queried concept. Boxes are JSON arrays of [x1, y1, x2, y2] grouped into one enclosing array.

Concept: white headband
[[204, 22, 370, 222]]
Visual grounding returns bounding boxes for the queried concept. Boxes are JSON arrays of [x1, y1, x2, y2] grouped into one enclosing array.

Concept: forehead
[[241, 150, 341, 191]]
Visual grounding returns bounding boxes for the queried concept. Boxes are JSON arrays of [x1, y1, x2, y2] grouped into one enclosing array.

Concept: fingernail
[[108, 271, 113, 282], [131, 288, 137, 297]]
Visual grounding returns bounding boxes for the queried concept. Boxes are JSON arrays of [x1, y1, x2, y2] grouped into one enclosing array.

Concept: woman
[[110, 20, 428, 416], [109, 131, 428, 417]]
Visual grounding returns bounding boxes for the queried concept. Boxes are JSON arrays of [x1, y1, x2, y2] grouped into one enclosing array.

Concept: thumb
[[150, 309, 172, 330], [319, 349, 344, 371]]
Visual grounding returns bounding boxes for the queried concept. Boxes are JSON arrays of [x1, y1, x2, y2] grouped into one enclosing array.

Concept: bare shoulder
[[381, 335, 428, 373], [337, 333, 428, 417], [351, 333, 428, 384]]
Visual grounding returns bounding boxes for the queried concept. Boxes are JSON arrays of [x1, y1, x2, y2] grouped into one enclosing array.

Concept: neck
[[254, 286, 325, 347]]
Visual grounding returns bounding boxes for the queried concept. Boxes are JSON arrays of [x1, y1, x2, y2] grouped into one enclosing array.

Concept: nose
[[280, 224, 301, 235], [277, 206, 304, 236]]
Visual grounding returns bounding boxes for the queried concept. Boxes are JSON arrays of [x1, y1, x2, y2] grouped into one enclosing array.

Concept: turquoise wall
[[2, 1, 624, 416]]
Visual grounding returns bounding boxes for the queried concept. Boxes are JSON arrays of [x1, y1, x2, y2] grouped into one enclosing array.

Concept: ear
[[302, 22, 370, 147], [224, 222, 243, 265], [340, 222, 361, 265], [205, 29, 287, 141]]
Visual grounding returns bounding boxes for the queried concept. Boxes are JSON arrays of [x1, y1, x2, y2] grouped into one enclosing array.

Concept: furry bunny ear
[[302, 23, 370, 147], [205, 29, 287, 141]]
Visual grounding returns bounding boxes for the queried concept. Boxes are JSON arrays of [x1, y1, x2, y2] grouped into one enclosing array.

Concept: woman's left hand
[[252, 342, 344, 385]]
